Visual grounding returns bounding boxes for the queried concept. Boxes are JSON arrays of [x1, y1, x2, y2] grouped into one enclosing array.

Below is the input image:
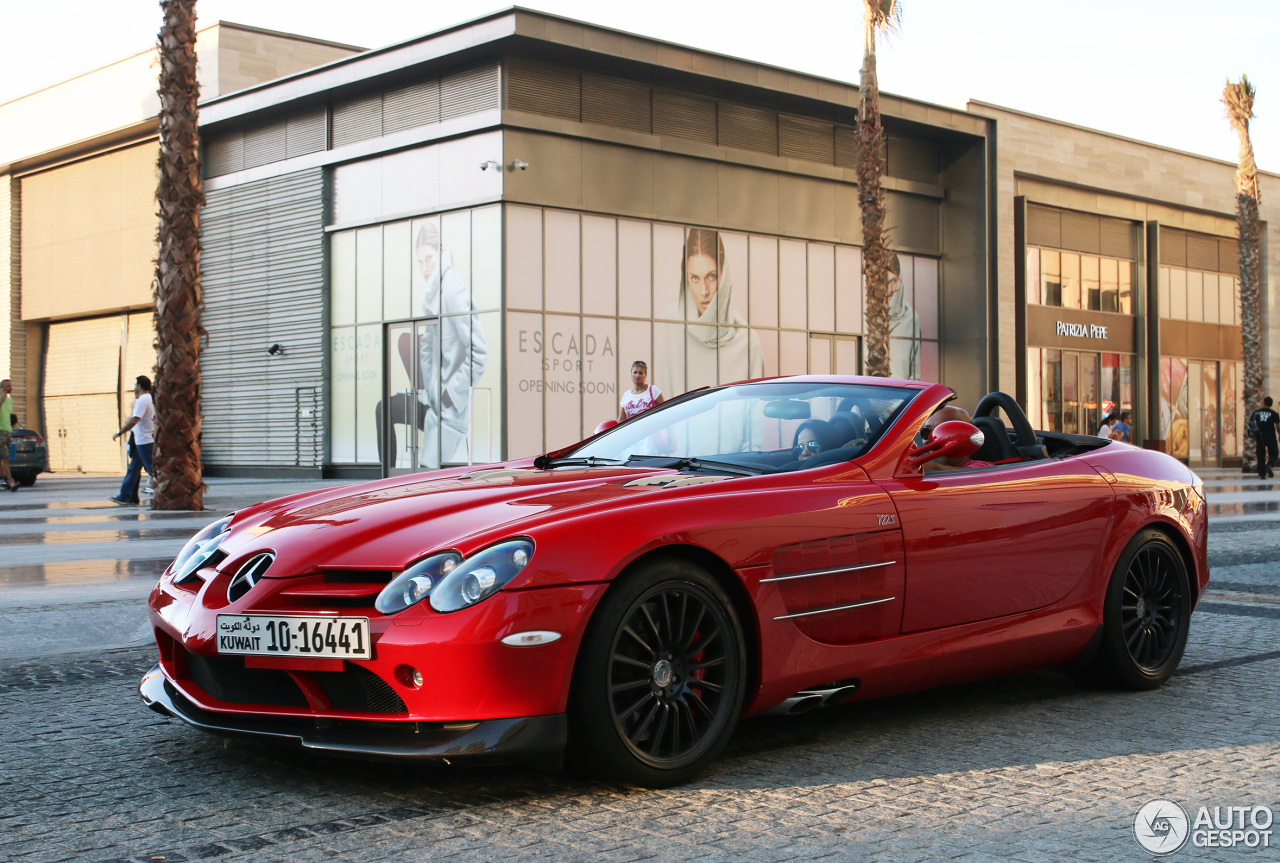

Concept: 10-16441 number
[[215, 614, 371, 659]]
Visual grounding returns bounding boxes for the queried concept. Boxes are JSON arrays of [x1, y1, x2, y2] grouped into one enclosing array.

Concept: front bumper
[[140, 664, 566, 763]]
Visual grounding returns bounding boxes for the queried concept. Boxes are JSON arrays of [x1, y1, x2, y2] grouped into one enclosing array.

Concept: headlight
[[170, 516, 233, 584], [430, 540, 534, 614], [374, 552, 462, 614]]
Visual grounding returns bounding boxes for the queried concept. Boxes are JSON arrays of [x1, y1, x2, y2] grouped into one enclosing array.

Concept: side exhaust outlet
[[765, 680, 860, 715]]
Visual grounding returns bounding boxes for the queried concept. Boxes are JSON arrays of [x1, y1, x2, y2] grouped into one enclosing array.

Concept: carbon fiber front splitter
[[139, 664, 567, 764]]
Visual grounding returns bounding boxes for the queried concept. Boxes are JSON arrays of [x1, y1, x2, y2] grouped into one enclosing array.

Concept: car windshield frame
[[556, 380, 921, 473]]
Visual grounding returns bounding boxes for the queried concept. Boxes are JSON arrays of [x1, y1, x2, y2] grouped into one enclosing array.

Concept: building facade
[[0, 23, 361, 473], [969, 101, 1279, 467], [195, 9, 995, 477]]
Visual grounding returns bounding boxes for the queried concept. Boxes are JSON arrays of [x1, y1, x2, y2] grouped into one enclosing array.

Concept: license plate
[[215, 614, 371, 660]]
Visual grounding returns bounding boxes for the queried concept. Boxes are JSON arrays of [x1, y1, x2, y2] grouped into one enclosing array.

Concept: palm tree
[[859, 0, 900, 378], [152, 0, 205, 510], [1223, 76, 1263, 476]]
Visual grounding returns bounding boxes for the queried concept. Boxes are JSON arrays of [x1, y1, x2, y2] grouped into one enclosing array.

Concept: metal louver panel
[[653, 89, 716, 144], [1218, 239, 1239, 275], [201, 169, 326, 467], [332, 93, 383, 147], [886, 137, 939, 184], [779, 115, 834, 163], [717, 102, 778, 155], [1099, 217, 1137, 260], [286, 109, 327, 157], [204, 132, 244, 177], [440, 65, 499, 120], [1186, 232, 1220, 271], [1159, 226, 1187, 267], [582, 74, 651, 133], [1060, 210, 1100, 254], [834, 125, 858, 168], [506, 58, 580, 121], [1027, 206, 1061, 249], [243, 119, 288, 170], [383, 80, 440, 133]]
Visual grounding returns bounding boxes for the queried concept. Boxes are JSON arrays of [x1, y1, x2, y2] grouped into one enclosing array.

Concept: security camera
[[267, 343, 284, 356], [479, 160, 501, 171], [509, 159, 528, 171]]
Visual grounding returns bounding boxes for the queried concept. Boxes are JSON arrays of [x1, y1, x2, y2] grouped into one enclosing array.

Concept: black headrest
[[971, 417, 1017, 463]]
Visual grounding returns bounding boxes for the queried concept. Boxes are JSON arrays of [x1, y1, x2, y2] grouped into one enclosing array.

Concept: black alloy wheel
[[1083, 528, 1192, 689], [1120, 542, 1186, 672], [570, 558, 746, 786]]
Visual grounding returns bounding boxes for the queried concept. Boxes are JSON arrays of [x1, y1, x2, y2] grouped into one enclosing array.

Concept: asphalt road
[[1, 472, 1278, 862]]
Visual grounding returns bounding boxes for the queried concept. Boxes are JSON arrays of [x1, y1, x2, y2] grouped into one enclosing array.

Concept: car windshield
[[564, 382, 917, 473]]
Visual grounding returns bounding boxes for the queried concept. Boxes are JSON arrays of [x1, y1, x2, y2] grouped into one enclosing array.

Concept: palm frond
[[1223, 75, 1256, 133], [863, 0, 901, 54]]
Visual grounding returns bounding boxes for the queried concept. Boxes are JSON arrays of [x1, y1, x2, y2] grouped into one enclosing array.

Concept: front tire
[[569, 558, 747, 787], [1086, 528, 1192, 689]]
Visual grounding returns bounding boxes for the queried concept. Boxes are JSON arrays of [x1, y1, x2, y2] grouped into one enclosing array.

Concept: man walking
[[0, 380, 16, 492], [1248, 396, 1279, 480], [110, 376, 155, 505]]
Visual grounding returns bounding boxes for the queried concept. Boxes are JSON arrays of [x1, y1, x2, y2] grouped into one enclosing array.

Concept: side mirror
[[594, 419, 619, 435], [905, 421, 984, 467]]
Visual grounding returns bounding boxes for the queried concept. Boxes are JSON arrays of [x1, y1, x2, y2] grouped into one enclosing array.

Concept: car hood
[[215, 464, 706, 576]]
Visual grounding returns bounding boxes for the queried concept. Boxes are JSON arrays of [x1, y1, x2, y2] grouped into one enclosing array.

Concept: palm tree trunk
[[1224, 77, 1262, 476], [152, 0, 205, 510], [859, 5, 895, 378]]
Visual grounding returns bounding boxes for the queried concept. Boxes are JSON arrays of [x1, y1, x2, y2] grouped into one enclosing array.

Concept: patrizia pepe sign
[[1056, 320, 1109, 340]]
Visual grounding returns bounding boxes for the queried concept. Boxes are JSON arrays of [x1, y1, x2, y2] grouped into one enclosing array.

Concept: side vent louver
[[653, 89, 717, 144], [506, 57, 581, 120]]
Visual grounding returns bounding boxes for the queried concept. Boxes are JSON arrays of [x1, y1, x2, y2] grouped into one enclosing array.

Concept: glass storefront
[[1028, 347, 1135, 439], [1157, 264, 1244, 465], [329, 202, 942, 472], [504, 205, 941, 458], [329, 205, 502, 471], [1158, 356, 1240, 464], [1027, 247, 1132, 314]]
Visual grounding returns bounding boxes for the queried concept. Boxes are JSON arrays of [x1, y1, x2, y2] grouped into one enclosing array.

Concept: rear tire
[[1082, 528, 1191, 690], [568, 558, 746, 787], [14, 472, 36, 487]]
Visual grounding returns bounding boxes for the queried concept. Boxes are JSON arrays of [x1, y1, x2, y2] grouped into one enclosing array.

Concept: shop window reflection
[[1061, 252, 1080, 310], [1082, 255, 1100, 312], [1041, 250, 1060, 306]]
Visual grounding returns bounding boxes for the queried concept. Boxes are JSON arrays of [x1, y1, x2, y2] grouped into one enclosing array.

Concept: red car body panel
[[144, 376, 1209, 755]]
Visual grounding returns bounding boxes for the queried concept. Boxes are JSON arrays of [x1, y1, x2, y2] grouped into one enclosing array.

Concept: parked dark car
[[9, 427, 48, 486]]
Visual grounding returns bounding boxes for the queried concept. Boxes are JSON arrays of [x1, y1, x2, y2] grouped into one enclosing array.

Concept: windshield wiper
[[626, 454, 765, 477], [540, 456, 626, 469]]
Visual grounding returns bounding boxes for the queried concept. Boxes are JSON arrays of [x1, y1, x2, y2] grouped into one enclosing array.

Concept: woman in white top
[[619, 360, 665, 421]]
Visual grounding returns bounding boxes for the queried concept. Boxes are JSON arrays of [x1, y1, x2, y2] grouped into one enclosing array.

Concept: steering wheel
[[973, 392, 1046, 460]]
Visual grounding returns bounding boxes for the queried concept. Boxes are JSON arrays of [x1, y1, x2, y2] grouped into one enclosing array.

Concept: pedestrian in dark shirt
[[1248, 396, 1279, 479]]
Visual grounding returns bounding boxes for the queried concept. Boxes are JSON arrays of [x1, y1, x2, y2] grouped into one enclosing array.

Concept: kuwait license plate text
[[216, 614, 371, 659]]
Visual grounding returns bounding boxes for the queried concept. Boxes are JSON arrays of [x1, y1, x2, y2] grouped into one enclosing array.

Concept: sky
[[4, 0, 1279, 171]]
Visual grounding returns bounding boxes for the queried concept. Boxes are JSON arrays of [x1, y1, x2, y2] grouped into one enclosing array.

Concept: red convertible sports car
[[141, 377, 1208, 786]]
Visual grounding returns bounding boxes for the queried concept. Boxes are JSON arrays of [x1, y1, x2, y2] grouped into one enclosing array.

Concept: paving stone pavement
[[0, 472, 1278, 862]]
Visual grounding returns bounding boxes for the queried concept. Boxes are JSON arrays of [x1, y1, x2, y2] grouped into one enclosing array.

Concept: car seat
[[970, 416, 1018, 463]]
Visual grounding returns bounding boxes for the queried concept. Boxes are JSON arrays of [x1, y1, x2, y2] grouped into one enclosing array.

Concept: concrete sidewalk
[[0, 474, 355, 661]]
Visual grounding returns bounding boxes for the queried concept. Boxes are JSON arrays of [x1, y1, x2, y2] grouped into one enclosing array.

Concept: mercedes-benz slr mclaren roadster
[[141, 377, 1208, 786]]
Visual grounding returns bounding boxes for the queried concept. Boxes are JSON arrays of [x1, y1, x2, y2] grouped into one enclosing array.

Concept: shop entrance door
[[1187, 360, 1221, 468], [381, 319, 441, 476]]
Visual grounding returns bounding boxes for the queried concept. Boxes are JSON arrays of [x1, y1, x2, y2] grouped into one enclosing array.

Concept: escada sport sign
[[1056, 320, 1109, 340]]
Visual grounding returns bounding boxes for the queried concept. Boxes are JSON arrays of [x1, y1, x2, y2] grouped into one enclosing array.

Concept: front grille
[[312, 663, 407, 713], [185, 651, 308, 707]]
